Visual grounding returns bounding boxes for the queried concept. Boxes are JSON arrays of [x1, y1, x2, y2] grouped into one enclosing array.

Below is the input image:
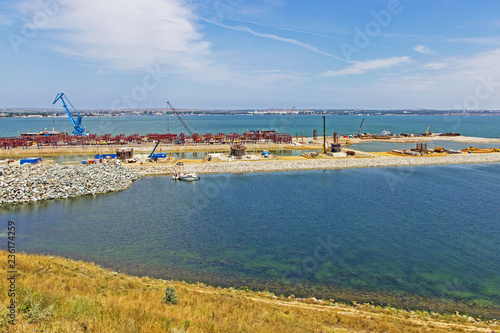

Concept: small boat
[[180, 172, 200, 181], [172, 161, 200, 181], [172, 171, 200, 181]]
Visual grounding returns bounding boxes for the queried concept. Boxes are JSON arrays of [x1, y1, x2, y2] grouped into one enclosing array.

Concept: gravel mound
[[131, 153, 500, 176], [0, 164, 141, 205]]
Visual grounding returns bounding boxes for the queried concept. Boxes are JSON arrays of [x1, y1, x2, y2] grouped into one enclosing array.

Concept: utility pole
[[323, 116, 326, 154]]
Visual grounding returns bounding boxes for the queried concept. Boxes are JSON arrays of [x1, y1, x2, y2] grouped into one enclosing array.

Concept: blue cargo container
[[152, 153, 167, 158], [94, 154, 117, 159], [20, 157, 42, 164]]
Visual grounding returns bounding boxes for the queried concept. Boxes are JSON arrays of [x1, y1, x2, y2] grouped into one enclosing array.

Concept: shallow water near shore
[[3, 164, 500, 317], [351, 140, 500, 152]]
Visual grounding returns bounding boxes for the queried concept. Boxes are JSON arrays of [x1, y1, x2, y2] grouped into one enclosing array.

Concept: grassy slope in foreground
[[1, 252, 498, 332]]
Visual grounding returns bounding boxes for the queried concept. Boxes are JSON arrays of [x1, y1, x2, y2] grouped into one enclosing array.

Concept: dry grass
[[1, 251, 498, 332]]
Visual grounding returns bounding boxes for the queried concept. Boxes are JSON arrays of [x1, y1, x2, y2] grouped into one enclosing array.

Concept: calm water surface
[[2, 164, 499, 317], [351, 140, 500, 152], [1, 115, 499, 138]]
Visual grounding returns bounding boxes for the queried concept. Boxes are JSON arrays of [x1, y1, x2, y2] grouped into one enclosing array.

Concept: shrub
[[164, 286, 178, 305], [18, 289, 54, 324]]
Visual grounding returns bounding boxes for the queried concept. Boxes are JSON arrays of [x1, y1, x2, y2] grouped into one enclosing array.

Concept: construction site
[[1, 94, 500, 167], [0, 96, 294, 151]]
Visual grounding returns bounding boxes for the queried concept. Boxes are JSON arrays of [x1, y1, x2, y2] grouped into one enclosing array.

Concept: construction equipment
[[167, 101, 192, 137], [356, 118, 365, 137], [148, 140, 167, 162], [167, 101, 202, 144], [415, 142, 428, 156], [322, 116, 326, 154], [53, 93, 86, 135], [148, 140, 161, 161], [423, 126, 431, 136]]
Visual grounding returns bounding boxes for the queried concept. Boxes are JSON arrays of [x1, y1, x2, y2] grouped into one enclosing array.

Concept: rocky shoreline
[[0, 164, 140, 205], [1, 154, 499, 205], [130, 153, 500, 176]]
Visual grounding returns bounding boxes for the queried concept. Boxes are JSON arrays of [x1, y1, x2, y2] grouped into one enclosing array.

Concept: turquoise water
[[1, 115, 499, 138], [352, 140, 500, 152], [164, 149, 316, 159], [2, 164, 499, 317], [43, 150, 314, 163]]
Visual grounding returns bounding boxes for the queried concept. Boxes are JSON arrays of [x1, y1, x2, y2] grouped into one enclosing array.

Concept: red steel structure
[[0, 130, 292, 149]]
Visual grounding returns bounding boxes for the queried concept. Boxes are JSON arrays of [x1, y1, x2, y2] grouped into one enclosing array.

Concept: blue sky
[[1, 0, 500, 110]]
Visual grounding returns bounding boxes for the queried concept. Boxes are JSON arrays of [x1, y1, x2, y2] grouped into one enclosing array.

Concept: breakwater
[[131, 153, 500, 176], [0, 164, 140, 205], [2, 154, 499, 205]]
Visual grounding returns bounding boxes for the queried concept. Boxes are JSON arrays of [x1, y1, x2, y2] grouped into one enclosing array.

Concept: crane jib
[[52, 92, 87, 136]]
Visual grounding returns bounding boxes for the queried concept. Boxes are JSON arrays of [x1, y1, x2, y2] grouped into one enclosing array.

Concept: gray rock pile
[[0, 164, 141, 205], [3, 154, 498, 205], [131, 153, 500, 176]]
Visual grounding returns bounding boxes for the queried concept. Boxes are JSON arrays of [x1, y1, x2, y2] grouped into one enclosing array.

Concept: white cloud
[[368, 48, 500, 109], [14, 0, 210, 71], [229, 18, 348, 41], [203, 19, 349, 63], [447, 37, 500, 46], [423, 62, 449, 70], [320, 57, 411, 77], [414, 45, 433, 55]]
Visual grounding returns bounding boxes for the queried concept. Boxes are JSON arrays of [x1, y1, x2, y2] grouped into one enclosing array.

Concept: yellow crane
[[425, 126, 430, 135]]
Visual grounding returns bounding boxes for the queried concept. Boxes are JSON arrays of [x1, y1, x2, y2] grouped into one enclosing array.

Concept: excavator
[[423, 126, 431, 136], [148, 140, 163, 162]]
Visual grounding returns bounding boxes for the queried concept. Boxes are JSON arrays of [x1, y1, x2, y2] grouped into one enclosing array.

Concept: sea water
[[1, 115, 499, 138], [2, 163, 499, 317]]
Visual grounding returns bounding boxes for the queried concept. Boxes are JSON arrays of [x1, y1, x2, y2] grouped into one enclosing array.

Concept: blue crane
[[52, 93, 86, 135], [148, 140, 161, 161]]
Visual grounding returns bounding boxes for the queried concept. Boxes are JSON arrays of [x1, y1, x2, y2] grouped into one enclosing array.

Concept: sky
[[1, 0, 500, 110]]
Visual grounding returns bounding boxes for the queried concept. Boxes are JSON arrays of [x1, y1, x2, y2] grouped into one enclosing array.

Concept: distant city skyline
[[1, 0, 500, 110]]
